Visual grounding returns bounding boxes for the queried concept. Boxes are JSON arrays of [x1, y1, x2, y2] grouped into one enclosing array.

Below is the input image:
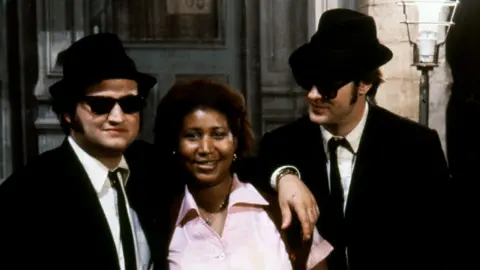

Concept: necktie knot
[[328, 137, 345, 153], [108, 168, 128, 186], [328, 137, 353, 155]]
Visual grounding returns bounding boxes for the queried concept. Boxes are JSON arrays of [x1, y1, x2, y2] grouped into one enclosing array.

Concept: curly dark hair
[[154, 79, 254, 158]]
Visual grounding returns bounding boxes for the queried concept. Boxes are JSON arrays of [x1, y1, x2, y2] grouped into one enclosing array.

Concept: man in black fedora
[[0, 33, 165, 269], [0, 32, 320, 269], [257, 9, 450, 269]]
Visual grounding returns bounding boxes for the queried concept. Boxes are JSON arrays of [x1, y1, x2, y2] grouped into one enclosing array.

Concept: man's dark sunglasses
[[301, 80, 350, 100], [82, 95, 146, 115]]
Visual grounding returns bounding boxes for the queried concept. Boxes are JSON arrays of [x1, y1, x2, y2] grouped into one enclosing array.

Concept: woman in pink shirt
[[154, 79, 333, 270]]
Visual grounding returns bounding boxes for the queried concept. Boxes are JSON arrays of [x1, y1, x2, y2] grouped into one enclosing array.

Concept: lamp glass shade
[[414, 0, 453, 63]]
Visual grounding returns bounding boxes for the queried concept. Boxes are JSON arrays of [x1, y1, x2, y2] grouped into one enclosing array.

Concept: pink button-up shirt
[[168, 175, 333, 270]]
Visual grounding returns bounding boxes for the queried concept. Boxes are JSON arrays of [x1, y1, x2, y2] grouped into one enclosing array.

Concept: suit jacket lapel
[[345, 105, 381, 216], [56, 140, 119, 266], [300, 118, 330, 202], [124, 141, 170, 268]]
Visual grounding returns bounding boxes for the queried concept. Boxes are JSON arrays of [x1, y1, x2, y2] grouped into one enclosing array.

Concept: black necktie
[[327, 137, 349, 270], [109, 169, 137, 270], [328, 137, 348, 209]]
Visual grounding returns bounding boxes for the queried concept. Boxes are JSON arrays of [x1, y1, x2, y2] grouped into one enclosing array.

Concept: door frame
[[1, 0, 40, 180], [0, 0, 11, 182], [5, 0, 262, 170], [243, 0, 262, 144]]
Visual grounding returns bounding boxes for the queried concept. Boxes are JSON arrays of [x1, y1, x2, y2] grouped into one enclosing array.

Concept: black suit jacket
[[258, 105, 450, 269], [446, 94, 480, 269], [0, 139, 165, 269]]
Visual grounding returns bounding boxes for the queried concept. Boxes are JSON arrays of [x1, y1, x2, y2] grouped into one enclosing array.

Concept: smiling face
[[66, 79, 142, 155], [178, 108, 237, 186]]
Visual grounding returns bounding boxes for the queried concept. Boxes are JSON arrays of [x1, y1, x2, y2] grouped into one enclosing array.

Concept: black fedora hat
[[289, 9, 393, 88], [49, 33, 157, 98]]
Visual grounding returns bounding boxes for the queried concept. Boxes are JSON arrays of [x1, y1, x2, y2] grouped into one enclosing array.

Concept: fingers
[[298, 207, 313, 240], [302, 198, 319, 240], [308, 207, 318, 226], [280, 201, 292, 229], [311, 198, 320, 222]]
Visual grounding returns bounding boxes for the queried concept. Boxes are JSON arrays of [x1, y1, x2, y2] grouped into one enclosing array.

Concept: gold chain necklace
[[203, 180, 233, 226], [204, 196, 229, 226]]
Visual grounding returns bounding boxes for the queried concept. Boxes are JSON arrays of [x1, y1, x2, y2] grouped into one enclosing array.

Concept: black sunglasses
[[82, 95, 146, 115], [301, 80, 351, 100]]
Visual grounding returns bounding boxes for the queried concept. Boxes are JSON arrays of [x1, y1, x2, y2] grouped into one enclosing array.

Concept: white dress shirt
[[68, 137, 151, 269], [271, 103, 369, 209]]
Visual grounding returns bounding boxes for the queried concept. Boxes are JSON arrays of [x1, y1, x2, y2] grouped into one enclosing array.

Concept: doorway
[[31, 0, 246, 156], [87, 0, 245, 142]]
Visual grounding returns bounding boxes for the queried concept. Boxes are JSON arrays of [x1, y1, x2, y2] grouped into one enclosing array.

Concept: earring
[[172, 150, 176, 155], [233, 153, 237, 161]]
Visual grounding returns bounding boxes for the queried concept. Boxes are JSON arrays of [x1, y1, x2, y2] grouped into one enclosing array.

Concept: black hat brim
[[289, 42, 393, 84], [49, 71, 157, 98]]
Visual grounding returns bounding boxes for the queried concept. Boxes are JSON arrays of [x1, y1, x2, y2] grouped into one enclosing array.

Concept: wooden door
[[89, 0, 244, 142], [0, 0, 10, 181], [33, 0, 245, 153], [12, 0, 312, 171]]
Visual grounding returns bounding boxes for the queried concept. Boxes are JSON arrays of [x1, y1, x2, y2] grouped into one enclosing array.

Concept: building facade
[[0, 0, 451, 182]]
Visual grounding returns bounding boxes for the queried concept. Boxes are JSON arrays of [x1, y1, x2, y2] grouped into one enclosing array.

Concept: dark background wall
[[445, 0, 480, 266], [446, 0, 480, 187]]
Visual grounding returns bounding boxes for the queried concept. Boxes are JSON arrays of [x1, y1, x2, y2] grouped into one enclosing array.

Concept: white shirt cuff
[[307, 229, 334, 269], [270, 165, 301, 190]]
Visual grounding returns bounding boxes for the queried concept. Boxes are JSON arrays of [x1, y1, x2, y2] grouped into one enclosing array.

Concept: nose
[[307, 86, 322, 100], [198, 137, 214, 155], [107, 103, 125, 123]]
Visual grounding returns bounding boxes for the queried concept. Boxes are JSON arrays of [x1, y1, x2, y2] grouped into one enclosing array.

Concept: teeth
[[198, 161, 215, 165]]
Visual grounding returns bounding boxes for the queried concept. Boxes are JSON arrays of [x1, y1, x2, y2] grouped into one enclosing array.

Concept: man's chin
[[100, 140, 130, 153], [309, 111, 331, 125]]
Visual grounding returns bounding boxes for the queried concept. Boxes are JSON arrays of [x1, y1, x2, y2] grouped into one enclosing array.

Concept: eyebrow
[[184, 126, 227, 130], [88, 93, 139, 97]]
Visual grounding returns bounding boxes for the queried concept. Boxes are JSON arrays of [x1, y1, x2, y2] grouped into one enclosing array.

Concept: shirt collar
[[175, 174, 269, 226], [68, 136, 130, 193], [321, 101, 369, 154]]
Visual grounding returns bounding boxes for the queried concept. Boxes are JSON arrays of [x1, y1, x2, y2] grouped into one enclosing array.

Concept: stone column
[[357, 0, 451, 151]]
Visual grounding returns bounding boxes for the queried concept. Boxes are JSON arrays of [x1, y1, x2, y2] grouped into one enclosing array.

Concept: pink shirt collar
[[176, 174, 269, 226]]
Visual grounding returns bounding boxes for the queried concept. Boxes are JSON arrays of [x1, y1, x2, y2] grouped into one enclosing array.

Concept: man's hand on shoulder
[[277, 173, 319, 241]]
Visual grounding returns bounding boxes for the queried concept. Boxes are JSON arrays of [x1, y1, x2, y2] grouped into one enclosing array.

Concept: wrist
[[270, 166, 301, 190], [276, 167, 300, 186]]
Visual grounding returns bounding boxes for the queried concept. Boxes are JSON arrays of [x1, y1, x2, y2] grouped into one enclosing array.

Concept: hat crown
[[287, 8, 393, 88], [49, 33, 157, 98], [311, 9, 379, 50], [60, 33, 137, 80]]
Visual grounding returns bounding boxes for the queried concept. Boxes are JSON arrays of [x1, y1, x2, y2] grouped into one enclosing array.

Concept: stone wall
[[357, 0, 452, 152]]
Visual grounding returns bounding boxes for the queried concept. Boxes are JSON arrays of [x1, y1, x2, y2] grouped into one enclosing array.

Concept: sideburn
[[350, 85, 359, 105], [69, 112, 85, 134]]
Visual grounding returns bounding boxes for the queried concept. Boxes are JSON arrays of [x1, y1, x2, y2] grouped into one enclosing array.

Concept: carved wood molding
[[39, 0, 84, 78], [35, 0, 86, 100], [259, 0, 309, 87], [105, 0, 227, 48], [37, 132, 65, 154], [34, 0, 87, 153], [258, 0, 345, 134], [259, 0, 310, 133]]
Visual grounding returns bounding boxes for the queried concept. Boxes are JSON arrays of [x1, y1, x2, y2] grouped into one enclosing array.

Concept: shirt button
[[218, 253, 226, 260]]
